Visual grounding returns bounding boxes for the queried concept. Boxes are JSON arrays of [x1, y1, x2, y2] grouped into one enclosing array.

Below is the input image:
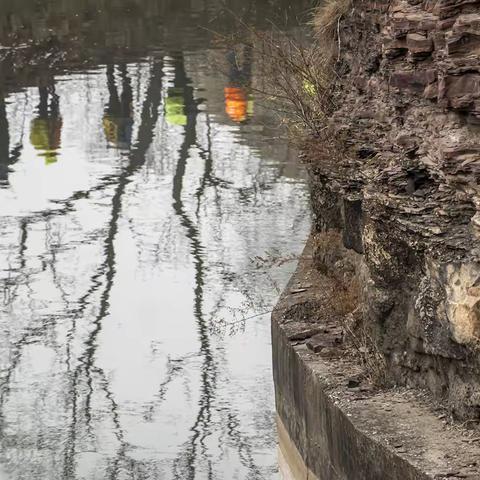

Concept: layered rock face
[[309, 0, 480, 419]]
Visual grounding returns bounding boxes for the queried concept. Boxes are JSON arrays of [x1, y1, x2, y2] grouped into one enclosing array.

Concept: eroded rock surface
[[307, 0, 480, 419]]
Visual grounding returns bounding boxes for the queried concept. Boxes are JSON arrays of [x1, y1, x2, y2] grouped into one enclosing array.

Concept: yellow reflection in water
[[165, 87, 187, 126], [30, 86, 62, 165], [30, 116, 62, 165]]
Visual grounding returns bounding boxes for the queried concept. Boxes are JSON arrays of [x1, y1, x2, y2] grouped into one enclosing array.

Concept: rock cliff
[[307, 0, 480, 419]]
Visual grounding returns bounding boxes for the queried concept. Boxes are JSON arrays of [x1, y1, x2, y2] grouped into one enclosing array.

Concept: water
[[0, 2, 311, 478]]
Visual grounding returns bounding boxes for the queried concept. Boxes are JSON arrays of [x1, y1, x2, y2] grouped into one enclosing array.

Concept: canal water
[[0, 2, 311, 478]]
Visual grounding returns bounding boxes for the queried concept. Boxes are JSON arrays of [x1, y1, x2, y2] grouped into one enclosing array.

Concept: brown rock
[[438, 18, 456, 30], [306, 335, 331, 353], [384, 37, 408, 59], [439, 73, 480, 110], [447, 32, 480, 55], [391, 12, 438, 38], [453, 14, 480, 36], [390, 69, 437, 93], [424, 81, 439, 99], [407, 33, 434, 55]]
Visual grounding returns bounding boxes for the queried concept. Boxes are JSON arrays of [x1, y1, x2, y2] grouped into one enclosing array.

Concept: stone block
[[406, 33, 434, 54]]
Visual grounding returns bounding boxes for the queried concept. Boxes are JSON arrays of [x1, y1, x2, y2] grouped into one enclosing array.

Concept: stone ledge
[[272, 237, 480, 480]]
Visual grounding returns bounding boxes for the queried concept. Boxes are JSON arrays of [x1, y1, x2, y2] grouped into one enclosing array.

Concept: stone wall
[[307, 0, 480, 419]]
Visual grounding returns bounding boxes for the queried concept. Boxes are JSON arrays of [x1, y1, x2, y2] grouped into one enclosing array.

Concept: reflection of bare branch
[[250, 249, 300, 268], [142, 354, 197, 422], [93, 367, 128, 479], [225, 412, 264, 479], [45, 219, 72, 311], [170, 53, 217, 480], [194, 115, 233, 217], [69, 58, 165, 459]]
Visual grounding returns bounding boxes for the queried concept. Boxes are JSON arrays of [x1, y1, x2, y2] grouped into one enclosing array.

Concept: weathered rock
[[304, 0, 480, 421], [444, 262, 480, 345], [407, 32, 434, 55], [391, 69, 437, 92]]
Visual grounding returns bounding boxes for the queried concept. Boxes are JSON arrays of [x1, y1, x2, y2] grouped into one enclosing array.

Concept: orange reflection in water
[[224, 86, 248, 123]]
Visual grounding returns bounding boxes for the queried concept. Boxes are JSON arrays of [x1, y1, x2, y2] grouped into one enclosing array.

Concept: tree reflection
[[224, 45, 254, 124], [168, 52, 274, 480], [0, 92, 22, 185], [0, 59, 165, 478], [103, 64, 134, 150], [169, 52, 217, 480], [0, 94, 10, 183], [64, 59, 164, 476], [0, 2, 311, 476]]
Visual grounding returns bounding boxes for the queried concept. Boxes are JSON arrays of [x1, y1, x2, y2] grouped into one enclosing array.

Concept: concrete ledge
[[278, 415, 319, 480], [272, 238, 480, 480]]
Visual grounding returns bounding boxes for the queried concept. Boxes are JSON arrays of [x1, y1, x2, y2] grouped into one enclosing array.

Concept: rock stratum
[[307, 0, 480, 420]]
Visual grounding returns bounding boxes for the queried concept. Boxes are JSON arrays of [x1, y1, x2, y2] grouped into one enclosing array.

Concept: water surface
[[0, 2, 311, 478]]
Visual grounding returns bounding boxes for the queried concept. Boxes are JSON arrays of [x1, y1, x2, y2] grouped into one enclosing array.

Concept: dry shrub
[[334, 271, 387, 386], [342, 294, 388, 385], [336, 269, 388, 386], [313, 229, 387, 385], [333, 274, 360, 317], [251, 30, 334, 136], [343, 308, 388, 385], [312, 230, 360, 323], [217, 0, 353, 137], [313, 230, 346, 273]]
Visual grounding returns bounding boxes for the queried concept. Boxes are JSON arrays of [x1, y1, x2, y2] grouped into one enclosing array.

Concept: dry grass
[[313, 0, 353, 41]]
